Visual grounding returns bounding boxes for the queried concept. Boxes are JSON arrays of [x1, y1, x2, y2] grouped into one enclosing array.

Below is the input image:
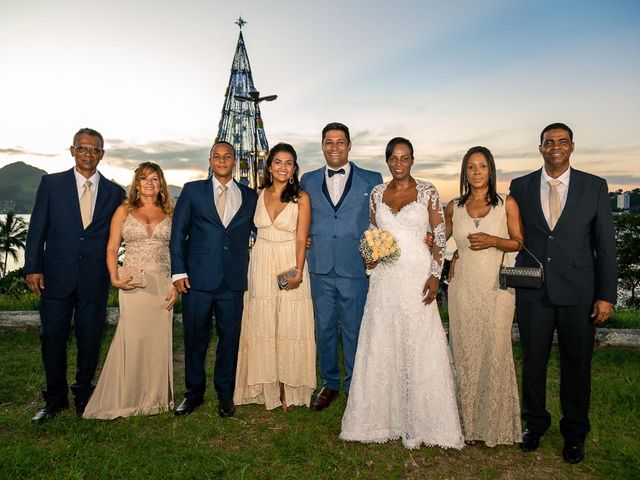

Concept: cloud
[[0, 147, 57, 157], [104, 139, 210, 170], [278, 128, 465, 176], [596, 174, 640, 184], [96, 131, 640, 190], [575, 144, 640, 156]]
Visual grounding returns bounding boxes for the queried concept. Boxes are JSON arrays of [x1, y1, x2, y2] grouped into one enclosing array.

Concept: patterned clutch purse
[[498, 246, 543, 290], [277, 267, 298, 290], [117, 266, 147, 288]]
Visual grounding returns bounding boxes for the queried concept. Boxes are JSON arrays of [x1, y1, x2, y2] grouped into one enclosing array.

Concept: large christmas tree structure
[[215, 17, 276, 189]]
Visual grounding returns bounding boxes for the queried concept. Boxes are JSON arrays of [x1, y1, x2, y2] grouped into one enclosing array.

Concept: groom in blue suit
[[171, 141, 257, 417], [25, 128, 125, 423], [301, 122, 382, 410]]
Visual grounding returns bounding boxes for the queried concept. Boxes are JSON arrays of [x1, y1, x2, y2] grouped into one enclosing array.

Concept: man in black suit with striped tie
[[509, 123, 617, 464], [25, 128, 125, 423]]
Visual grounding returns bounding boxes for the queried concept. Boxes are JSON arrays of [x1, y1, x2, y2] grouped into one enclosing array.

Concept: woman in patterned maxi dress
[[445, 146, 524, 446], [234, 143, 316, 411]]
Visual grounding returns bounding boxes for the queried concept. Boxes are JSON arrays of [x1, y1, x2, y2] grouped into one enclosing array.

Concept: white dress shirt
[[325, 162, 351, 205], [540, 167, 570, 228], [74, 168, 100, 219], [212, 176, 241, 227]]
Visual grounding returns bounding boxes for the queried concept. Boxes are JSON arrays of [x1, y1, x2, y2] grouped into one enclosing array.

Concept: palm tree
[[0, 212, 28, 277]]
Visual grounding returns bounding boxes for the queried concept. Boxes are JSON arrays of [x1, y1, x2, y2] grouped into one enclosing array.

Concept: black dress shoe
[[174, 397, 203, 416], [31, 404, 67, 424], [520, 430, 541, 452], [310, 387, 339, 411], [75, 398, 89, 417], [563, 441, 585, 464], [218, 399, 235, 418]]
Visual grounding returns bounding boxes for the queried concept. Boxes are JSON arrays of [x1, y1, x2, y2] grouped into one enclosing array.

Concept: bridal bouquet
[[359, 228, 400, 265]]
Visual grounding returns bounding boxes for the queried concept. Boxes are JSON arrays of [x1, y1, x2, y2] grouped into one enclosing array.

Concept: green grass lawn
[[0, 325, 638, 479]]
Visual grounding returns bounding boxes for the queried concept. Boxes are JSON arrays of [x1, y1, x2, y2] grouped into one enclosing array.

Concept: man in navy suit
[[171, 141, 258, 417], [509, 123, 616, 463], [300, 122, 383, 411], [25, 128, 126, 423]]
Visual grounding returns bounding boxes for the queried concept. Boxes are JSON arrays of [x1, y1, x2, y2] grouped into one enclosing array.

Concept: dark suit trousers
[[181, 285, 244, 402], [39, 293, 107, 407], [516, 294, 595, 443]]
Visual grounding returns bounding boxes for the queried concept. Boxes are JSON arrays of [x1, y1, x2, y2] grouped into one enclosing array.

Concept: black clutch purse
[[499, 246, 544, 290]]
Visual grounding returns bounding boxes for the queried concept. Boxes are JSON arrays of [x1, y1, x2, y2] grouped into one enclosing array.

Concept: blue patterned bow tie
[[327, 168, 345, 178]]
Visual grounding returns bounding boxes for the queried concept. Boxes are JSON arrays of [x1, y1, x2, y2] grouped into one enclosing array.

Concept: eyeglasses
[[73, 145, 103, 156]]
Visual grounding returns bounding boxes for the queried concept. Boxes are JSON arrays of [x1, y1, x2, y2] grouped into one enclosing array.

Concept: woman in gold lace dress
[[83, 162, 177, 419], [445, 146, 524, 446], [234, 143, 316, 411]]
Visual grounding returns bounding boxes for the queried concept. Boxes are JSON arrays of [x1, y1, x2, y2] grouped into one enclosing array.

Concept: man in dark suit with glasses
[[25, 128, 125, 423]]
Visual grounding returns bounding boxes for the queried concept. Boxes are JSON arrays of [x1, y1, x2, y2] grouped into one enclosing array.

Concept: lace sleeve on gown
[[417, 181, 445, 279], [369, 183, 385, 228]]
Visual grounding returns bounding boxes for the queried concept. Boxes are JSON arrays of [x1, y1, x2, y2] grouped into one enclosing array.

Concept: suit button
[[79, 237, 84, 241], [224, 246, 228, 250], [548, 235, 553, 240], [334, 215, 338, 219], [547, 257, 551, 263], [333, 235, 337, 238]]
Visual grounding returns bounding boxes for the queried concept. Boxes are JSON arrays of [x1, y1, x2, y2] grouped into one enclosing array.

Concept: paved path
[[1, 309, 639, 347]]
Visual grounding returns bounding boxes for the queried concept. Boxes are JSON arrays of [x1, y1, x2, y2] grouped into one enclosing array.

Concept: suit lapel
[[528, 169, 548, 230], [336, 163, 362, 212], [554, 168, 581, 232], [92, 173, 112, 226], [310, 170, 335, 215], [321, 176, 334, 209], [203, 180, 224, 227], [62, 169, 83, 229], [333, 167, 354, 211], [227, 181, 246, 229]]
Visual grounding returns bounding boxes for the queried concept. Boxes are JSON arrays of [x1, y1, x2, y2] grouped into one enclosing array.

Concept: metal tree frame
[[215, 17, 277, 189]]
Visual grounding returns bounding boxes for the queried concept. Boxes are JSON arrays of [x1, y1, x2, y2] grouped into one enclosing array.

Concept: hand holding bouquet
[[359, 228, 400, 268]]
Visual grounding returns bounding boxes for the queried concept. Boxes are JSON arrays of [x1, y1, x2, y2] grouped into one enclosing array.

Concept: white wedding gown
[[340, 181, 464, 450]]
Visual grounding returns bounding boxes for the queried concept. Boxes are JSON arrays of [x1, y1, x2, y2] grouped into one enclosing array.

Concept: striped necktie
[[80, 180, 92, 228], [548, 179, 560, 229], [216, 184, 228, 222]]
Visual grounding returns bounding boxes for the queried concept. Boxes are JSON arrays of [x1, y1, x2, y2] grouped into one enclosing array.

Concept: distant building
[[617, 192, 631, 210]]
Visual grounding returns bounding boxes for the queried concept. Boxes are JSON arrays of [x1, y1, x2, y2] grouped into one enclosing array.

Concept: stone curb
[[1, 309, 639, 348]]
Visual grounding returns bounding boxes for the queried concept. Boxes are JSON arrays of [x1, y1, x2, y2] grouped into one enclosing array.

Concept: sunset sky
[[1, 0, 638, 200]]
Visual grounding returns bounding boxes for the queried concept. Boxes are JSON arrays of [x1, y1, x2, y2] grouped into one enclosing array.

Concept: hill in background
[[0, 162, 47, 213], [0, 162, 183, 214]]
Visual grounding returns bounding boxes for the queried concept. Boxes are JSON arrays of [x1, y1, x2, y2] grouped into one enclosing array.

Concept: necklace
[[473, 218, 481, 228]]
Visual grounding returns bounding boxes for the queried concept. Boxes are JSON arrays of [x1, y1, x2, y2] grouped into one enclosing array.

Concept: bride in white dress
[[340, 137, 464, 450]]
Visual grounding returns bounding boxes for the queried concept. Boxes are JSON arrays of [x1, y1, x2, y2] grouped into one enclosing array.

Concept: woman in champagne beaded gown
[[445, 146, 524, 446], [83, 162, 177, 420], [234, 143, 316, 411], [340, 137, 463, 450]]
